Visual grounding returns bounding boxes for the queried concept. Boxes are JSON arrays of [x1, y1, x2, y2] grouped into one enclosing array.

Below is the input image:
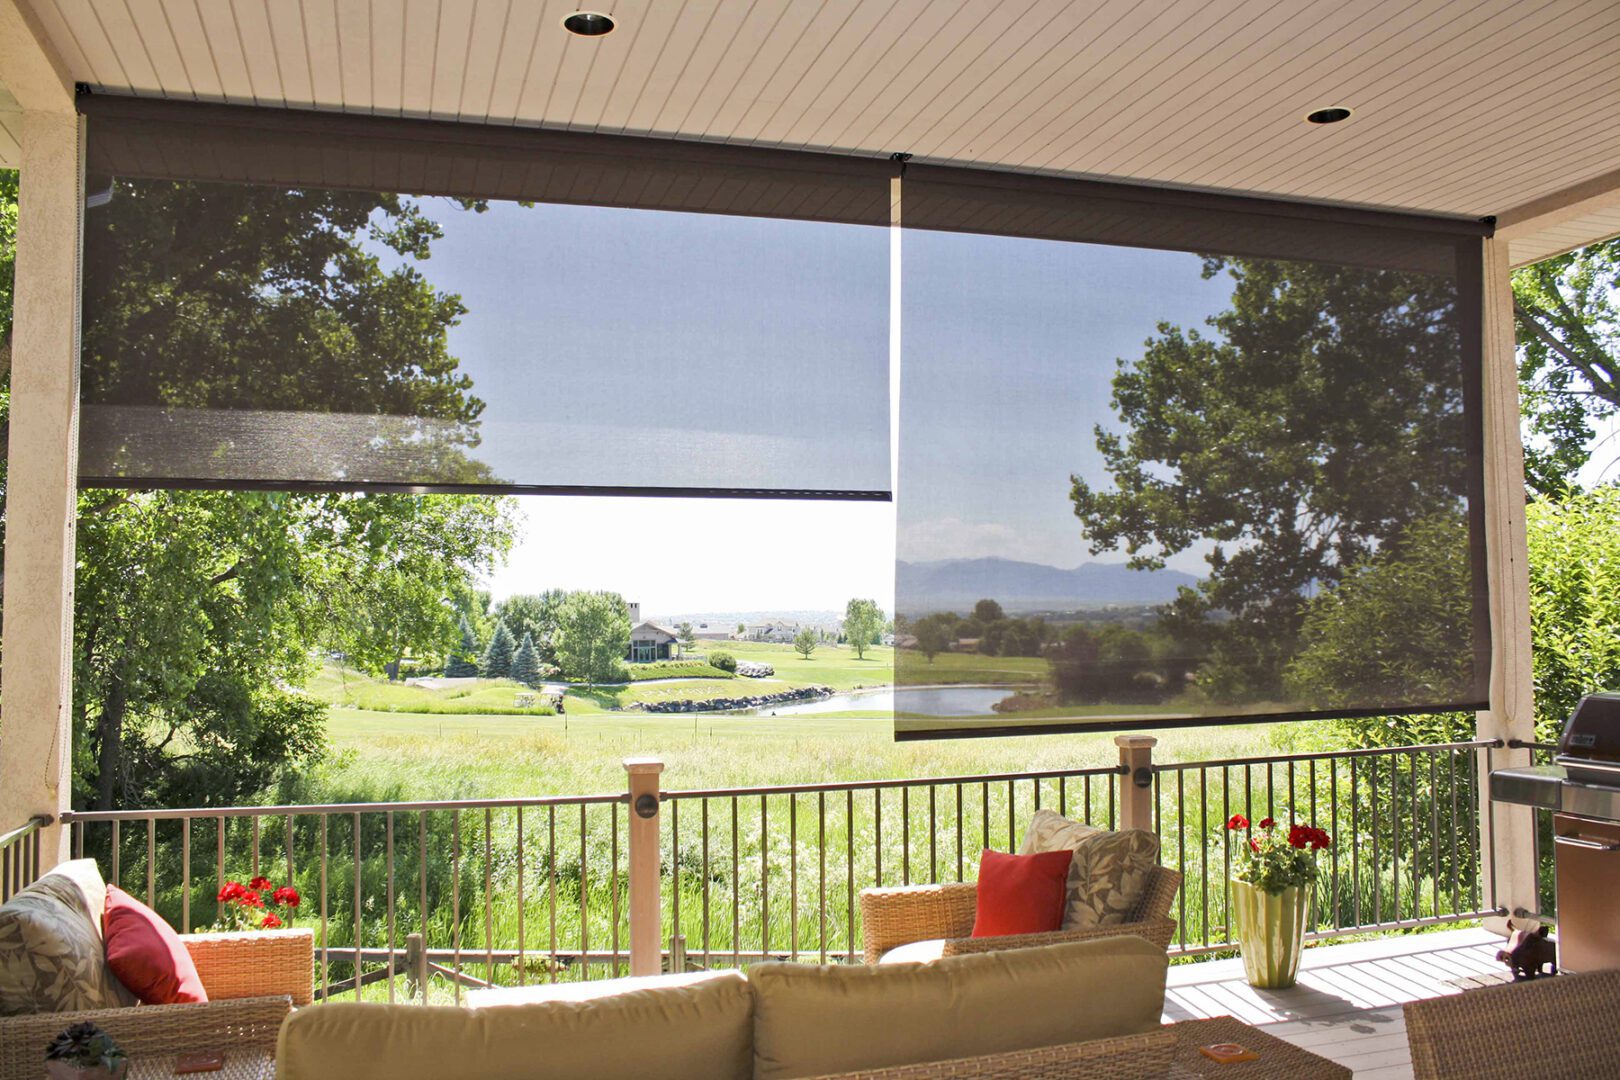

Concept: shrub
[[710, 651, 737, 673]]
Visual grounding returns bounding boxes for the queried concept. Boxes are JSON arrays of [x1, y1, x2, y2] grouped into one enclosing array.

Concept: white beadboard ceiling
[[3, 0, 1620, 259]]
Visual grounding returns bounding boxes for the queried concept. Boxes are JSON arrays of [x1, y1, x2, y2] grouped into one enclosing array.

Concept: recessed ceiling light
[[563, 11, 615, 37], [1306, 107, 1352, 125]]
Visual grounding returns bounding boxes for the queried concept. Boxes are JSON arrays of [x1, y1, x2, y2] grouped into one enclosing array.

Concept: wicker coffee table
[[1168, 1016, 1351, 1079], [0, 997, 287, 1080]]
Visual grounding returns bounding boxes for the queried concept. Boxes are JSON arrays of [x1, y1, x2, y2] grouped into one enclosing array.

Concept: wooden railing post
[[1116, 735, 1157, 833], [624, 757, 665, 976]]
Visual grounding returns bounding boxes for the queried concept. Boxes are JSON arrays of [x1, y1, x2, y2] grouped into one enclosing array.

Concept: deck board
[[1164, 927, 1506, 1078]]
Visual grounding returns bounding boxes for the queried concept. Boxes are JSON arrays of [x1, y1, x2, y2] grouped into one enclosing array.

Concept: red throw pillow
[[103, 884, 208, 1005], [970, 848, 1073, 938]]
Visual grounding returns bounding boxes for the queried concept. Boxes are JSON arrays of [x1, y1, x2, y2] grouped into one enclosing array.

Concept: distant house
[[692, 622, 732, 642], [747, 621, 799, 644], [627, 622, 682, 663]]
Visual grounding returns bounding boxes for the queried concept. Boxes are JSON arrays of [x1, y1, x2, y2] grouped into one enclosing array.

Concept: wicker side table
[[1168, 1016, 1351, 1079]]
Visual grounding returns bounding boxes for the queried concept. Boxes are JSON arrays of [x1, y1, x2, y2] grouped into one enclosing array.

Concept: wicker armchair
[[801, 1028, 1177, 1079], [0, 928, 312, 1080], [1405, 969, 1620, 1080], [859, 866, 1181, 964]]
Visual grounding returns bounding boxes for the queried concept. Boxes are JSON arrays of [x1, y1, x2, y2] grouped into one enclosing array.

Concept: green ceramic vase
[[1231, 879, 1310, 989]]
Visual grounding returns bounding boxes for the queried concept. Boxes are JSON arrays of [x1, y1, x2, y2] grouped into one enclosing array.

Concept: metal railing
[[62, 794, 631, 1005], [1152, 740, 1499, 956], [659, 763, 1125, 968], [0, 815, 50, 902], [42, 736, 1505, 1001]]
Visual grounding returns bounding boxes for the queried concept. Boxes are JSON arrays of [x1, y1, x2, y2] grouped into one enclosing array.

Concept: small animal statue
[[1496, 921, 1558, 980]]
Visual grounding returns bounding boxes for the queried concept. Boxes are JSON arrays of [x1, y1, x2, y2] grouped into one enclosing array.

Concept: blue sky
[[384, 200, 1522, 615]]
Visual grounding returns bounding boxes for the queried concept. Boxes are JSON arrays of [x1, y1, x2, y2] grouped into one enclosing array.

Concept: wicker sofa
[[860, 865, 1182, 964]]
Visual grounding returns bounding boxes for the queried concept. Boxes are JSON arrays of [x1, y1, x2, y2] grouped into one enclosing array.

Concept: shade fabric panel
[[895, 216, 1488, 738], [76, 180, 890, 497]]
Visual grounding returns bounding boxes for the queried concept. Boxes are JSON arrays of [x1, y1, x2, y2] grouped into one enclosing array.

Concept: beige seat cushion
[[0, 858, 136, 1015], [276, 970, 753, 1080], [1022, 810, 1159, 929], [750, 935, 1167, 1080]]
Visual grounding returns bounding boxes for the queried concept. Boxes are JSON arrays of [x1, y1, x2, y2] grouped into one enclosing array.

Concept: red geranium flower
[[242, 889, 264, 908], [1226, 814, 1249, 831], [249, 876, 274, 890], [218, 881, 246, 902], [1258, 817, 1276, 829], [1287, 824, 1310, 849], [273, 886, 301, 908], [260, 913, 283, 929], [1248, 838, 1260, 853]]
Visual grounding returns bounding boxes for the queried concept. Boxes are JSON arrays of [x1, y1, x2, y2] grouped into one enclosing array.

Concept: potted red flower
[[214, 875, 301, 932], [1221, 813, 1332, 988]]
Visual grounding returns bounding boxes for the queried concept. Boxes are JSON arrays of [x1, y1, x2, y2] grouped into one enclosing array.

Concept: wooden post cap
[[1114, 735, 1158, 750], [623, 756, 666, 775]]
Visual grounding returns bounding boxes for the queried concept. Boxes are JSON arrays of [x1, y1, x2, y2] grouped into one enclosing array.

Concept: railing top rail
[[0, 815, 51, 847], [60, 792, 626, 823], [1151, 738, 1502, 773], [661, 763, 1128, 801]]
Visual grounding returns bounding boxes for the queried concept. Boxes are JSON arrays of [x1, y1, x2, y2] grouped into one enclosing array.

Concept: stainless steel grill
[[1492, 693, 1620, 973]]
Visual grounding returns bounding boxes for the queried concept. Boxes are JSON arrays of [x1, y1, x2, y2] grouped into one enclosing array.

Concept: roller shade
[[894, 210, 1487, 738], [77, 98, 893, 498]]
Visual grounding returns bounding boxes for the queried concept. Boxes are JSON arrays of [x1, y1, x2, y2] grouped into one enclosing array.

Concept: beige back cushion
[[276, 971, 753, 1080], [0, 858, 135, 1016], [750, 935, 1168, 1080], [1022, 809, 1159, 929]]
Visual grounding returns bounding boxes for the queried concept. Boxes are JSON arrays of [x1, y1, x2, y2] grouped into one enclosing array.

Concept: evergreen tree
[[511, 632, 543, 688], [481, 622, 516, 679], [445, 618, 480, 678]]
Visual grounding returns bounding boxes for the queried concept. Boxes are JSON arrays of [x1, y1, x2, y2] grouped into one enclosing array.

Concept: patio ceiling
[[1, 0, 1618, 264]]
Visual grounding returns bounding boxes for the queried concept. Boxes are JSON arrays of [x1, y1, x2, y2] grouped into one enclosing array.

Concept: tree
[[1285, 513, 1476, 715], [737, 622, 747, 636], [553, 591, 632, 687], [914, 614, 953, 663], [1513, 239, 1619, 494], [481, 622, 517, 679], [972, 599, 1005, 624], [71, 490, 512, 810], [445, 618, 481, 678], [0, 174, 518, 812], [678, 622, 697, 649], [793, 626, 818, 659], [844, 598, 885, 660], [492, 590, 567, 662], [1072, 257, 1469, 702], [1523, 488, 1620, 743], [511, 632, 544, 688]]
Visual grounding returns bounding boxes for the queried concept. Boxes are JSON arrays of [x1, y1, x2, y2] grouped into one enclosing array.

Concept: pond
[[745, 685, 1020, 717]]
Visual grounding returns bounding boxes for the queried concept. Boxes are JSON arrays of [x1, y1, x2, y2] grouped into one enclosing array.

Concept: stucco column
[[0, 109, 85, 865], [1474, 235, 1537, 930]]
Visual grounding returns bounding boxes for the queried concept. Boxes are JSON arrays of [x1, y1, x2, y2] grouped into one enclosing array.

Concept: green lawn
[[315, 705, 1287, 799]]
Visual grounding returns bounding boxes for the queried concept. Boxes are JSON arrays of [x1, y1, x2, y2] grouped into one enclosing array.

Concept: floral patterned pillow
[[1020, 810, 1159, 930], [0, 859, 136, 1015], [1064, 829, 1159, 929]]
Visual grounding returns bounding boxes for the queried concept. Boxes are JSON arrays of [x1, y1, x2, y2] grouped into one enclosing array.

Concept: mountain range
[[897, 557, 1199, 615]]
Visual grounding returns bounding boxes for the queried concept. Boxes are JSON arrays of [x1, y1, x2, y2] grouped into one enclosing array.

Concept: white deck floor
[[1163, 927, 1510, 1079]]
